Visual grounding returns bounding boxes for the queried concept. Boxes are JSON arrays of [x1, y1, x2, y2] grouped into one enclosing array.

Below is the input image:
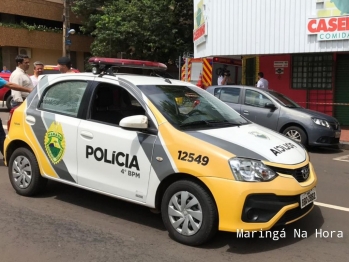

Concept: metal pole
[[66, 0, 71, 58], [178, 55, 181, 80], [62, 0, 67, 57], [185, 57, 189, 82]]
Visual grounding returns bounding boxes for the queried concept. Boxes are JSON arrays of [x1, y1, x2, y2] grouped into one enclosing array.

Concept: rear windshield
[[43, 70, 60, 74]]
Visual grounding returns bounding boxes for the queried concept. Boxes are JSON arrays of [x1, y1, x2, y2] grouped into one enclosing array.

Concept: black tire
[[161, 180, 218, 246], [6, 95, 13, 110], [283, 126, 308, 146], [8, 147, 47, 196]]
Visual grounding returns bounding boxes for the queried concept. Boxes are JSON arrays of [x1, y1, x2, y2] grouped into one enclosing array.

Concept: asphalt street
[[0, 107, 348, 262]]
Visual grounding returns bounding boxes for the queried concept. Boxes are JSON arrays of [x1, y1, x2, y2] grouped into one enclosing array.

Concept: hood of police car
[[185, 123, 307, 165]]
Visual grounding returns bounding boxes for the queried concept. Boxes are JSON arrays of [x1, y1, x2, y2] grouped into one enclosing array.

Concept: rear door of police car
[[27, 75, 92, 183]]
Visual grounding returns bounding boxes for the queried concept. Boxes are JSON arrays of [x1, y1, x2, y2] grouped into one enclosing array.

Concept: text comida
[[86, 145, 140, 171]]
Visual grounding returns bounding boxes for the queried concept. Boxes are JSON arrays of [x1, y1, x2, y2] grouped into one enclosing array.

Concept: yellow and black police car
[[4, 57, 317, 246]]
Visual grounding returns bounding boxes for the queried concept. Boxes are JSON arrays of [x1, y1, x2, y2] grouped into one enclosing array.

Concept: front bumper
[[199, 162, 317, 232], [241, 193, 314, 226], [308, 126, 341, 146]]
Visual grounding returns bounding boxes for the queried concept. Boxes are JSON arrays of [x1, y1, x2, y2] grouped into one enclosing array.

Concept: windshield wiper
[[180, 120, 242, 128], [180, 120, 213, 128]]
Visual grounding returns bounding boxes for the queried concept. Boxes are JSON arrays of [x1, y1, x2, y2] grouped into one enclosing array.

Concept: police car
[[4, 57, 317, 246]]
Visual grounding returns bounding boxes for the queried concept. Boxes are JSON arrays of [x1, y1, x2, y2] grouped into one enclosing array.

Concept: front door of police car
[[76, 84, 155, 202]]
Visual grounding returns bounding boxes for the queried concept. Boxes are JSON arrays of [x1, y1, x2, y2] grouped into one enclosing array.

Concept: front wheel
[[283, 126, 307, 146], [161, 180, 218, 246], [8, 147, 47, 196]]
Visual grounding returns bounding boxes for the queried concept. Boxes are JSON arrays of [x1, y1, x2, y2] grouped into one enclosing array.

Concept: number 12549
[[177, 151, 209, 166]]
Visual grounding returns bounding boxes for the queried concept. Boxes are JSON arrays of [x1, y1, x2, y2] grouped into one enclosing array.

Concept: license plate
[[335, 131, 341, 138], [300, 188, 317, 209]]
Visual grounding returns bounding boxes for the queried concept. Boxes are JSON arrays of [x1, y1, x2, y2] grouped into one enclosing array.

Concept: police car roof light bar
[[88, 57, 167, 74]]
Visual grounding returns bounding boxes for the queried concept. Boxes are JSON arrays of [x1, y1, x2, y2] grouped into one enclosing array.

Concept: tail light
[[7, 107, 17, 132]]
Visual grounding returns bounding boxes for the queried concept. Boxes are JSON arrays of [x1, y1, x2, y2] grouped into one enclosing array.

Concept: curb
[[339, 141, 349, 150]]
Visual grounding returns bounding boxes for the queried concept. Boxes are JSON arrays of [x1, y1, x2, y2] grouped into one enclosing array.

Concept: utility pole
[[62, 0, 70, 58]]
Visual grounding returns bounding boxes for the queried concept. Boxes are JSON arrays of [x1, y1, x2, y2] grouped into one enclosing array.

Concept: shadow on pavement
[[202, 205, 324, 252], [307, 146, 343, 154], [35, 180, 323, 252], [36, 180, 166, 231]]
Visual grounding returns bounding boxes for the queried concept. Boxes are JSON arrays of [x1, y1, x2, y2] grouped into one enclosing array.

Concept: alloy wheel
[[12, 155, 32, 189], [168, 191, 203, 236], [285, 129, 302, 143]]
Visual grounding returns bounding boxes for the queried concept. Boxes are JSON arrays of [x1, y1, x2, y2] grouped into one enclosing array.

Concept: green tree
[[72, 0, 193, 62]]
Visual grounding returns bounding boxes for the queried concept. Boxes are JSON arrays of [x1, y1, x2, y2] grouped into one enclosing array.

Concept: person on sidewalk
[[30, 61, 44, 87], [0, 76, 33, 156], [1, 66, 11, 73], [57, 57, 76, 74], [9, 55, 33, 108], [256, 72, 269, 89]]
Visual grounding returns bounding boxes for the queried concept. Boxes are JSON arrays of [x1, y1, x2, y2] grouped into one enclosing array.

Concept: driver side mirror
[[119, 115, 148, 129], [265, 102, 277, 110]]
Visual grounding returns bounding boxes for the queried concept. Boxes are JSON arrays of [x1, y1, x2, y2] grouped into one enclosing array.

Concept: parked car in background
[[206, 85, 341, 147], [42, 65, 79, 74], [0, 72, 12, 109], [0, 66, 80, 110]]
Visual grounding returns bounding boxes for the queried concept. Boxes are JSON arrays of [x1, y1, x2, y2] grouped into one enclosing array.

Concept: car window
[[90, 83, 145, 125], [219, 88, 240, 104], [138, 85, 249, 129], [43, 70, 60, 74], [39, 81, 88, 117], [268, 91, 301, 108], [244, 89, 272, 107], [213, 88, 221, 98]]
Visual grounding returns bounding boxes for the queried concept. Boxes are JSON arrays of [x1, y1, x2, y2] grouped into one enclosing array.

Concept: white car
[[4, 58, 317, 246]]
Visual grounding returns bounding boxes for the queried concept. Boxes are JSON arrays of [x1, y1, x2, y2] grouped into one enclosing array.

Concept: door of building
[[245, 57, 256, 86], [334, 54, 349, 126]]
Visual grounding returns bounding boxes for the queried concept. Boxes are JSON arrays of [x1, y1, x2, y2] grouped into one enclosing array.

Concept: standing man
[[256, 72, 269, 89], [0, 77, 33, 156], [30, 61, 44, 87], [10, 55, 34, 107], [1, 66, 11, 73], [57, 57, 76, 73]]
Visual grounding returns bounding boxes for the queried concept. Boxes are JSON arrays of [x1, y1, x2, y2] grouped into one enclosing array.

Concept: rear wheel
[[283, 126, 307, 146], [5, 95, 13, 110], [8, 147, 47, 196], [161, 180, 218, 246]]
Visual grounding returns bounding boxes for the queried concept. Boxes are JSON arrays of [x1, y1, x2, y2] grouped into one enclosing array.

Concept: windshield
[[138, 85, 249, 129], [268, 91, 301, 108]]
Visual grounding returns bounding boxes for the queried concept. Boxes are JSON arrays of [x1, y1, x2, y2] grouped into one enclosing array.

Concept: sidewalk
[[340, 127, 349, 150]]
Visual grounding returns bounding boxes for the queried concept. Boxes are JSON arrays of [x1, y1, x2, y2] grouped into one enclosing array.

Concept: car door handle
[[80, 131, 94, 140], [243, 110, 249, 114]]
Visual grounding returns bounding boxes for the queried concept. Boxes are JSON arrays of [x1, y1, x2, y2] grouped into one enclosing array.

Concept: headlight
[[312, 117, 330, 128], [229, 158, 277, 182]]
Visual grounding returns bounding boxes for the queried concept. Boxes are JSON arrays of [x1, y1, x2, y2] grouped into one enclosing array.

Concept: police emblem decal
[[248, 131, 270, 140], [44, 121, 66, 164]]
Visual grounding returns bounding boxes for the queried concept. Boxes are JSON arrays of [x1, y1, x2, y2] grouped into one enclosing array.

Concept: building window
[[292, 54, 333, 90]]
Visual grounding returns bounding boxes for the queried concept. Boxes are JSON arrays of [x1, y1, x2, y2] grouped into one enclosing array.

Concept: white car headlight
[[229, 158, 277, 182], [312, 117, 330, 128]]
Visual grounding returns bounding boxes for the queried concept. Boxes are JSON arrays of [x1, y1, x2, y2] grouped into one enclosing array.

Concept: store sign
[[275, 68, 284, 74], [274, 61, 288, 67], [307, 16, 349, 41], [193, 0, 207, 46], [213, 57, 242, 66]]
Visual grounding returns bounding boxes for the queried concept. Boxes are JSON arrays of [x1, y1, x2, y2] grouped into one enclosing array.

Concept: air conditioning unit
[[18, 47, 32, 58]]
